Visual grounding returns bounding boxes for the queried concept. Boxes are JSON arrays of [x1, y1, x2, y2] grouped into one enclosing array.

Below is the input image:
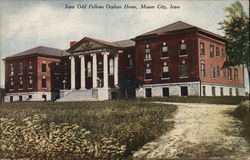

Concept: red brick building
[[3, 21, 245, 102]]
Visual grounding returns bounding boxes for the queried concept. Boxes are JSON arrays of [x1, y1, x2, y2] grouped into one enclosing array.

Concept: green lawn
[[0, 100, 177, 159]]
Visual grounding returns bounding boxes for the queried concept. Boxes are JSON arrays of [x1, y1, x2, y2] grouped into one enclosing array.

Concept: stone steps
[[56, 90, 97, 102]]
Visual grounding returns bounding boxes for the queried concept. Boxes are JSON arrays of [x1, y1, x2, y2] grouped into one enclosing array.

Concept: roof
[[135, 21, 224, 41], [67, 37, 135, 53], [138, 21, 195, 37], [4, 46, 69, 60], [113, 39, 135, 48]]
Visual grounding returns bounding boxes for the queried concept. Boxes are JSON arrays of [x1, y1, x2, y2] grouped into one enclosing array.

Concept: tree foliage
[[118, 77, 140, 99], [219, 1, 249, 67]]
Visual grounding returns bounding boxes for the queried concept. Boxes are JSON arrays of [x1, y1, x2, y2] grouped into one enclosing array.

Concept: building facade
[[3, 21, 245, 102]]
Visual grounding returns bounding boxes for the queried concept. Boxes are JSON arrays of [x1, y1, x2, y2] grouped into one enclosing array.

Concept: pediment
[[67, 37, 118, 54]]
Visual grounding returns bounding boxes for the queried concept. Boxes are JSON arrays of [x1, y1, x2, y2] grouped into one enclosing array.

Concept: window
[[223, 68, 227, 78], [162, 42, 169, 57], [145, 88, 152, 97], [109, 58, 114, 75], [180, 60, 188, 77], [19, 77, 23, 89], [220, 87, 224, 96], [181, 86, 188, 96], [145, 64, 152, 80], [216, 47, 220, 56], [201, 61, 206, 77], [145, 44, 151, 60], [87, 61, 92, 77], [202, 86, 206, 96], [200, 41, 205, 56], [162, 88, 169, 97], [19, 63, 23, 74], [162, 62, 169, 78], [211, 65, 215, 79], [229, 88, 232, 96], [234, 69, 238, 81], [221, 48, 225, 57], [10, 78, 14, 89], [217, 66, 220, 77], [236, 89, 239, 96], [28, 76, 33, 89], [63, 62, 67, 74], [210, 45, 214, 57], [28, 95, 32, 99], [42, 95, 47, 101], [212, 87, 216, 96], [10, 64, 14, 75], [42, 76, 46, 88], [55, 62, 60, 73], [54, 76, 59, 89], [28, 61, 33, 73], [180, 40, 187, 56], [97, 60, 103, 71], [19, 96, 22, 102], [128, 54, 133, 67], [10, 96, 13, 102], [42, 63, 46, 72], [228, 68, 232, 80]]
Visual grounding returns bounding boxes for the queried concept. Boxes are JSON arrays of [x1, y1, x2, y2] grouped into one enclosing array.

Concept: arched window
[[210, 65, 215, 79], [180, 60, 188, 77], [109, 58, 114, 75], [162, 62, 169, 78], [19, 63, 23, 74], [10, 64, 14, 75], [145, 64, 152, 80], [28, 61, 33, 73], [180, 40, 187, 56], [19, 77, 23, 89], [162, 42, 168, 57], [201, 61, 206, 77], [87, 61, 92, 77], [28, 76, 33, 89]]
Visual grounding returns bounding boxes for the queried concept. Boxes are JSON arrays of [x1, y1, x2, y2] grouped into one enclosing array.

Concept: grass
[[0, 100, 177, 159], [231, 100, 250, 143], [141, 96, 249, 105]]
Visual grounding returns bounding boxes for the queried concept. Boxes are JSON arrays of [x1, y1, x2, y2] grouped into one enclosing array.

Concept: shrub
[[232, 101, 250, 143]]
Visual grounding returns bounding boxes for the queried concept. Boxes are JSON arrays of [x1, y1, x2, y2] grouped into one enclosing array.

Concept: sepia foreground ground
[[133, 102, 250, 160]]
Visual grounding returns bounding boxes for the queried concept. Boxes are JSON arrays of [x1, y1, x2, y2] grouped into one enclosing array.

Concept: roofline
[[3, 53, 63, 61], [132, 27, 225, 43]]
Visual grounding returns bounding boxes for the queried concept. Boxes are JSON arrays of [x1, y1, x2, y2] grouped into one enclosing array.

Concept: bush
[[0, 101, 177, 159], [232, 101, 250, 143]]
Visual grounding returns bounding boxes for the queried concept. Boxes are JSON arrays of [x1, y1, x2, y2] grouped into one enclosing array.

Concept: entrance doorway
[[181, 86, 188, 96]]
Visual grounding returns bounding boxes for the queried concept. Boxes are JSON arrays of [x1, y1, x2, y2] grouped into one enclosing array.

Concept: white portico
[[58, 37, 120, 101]]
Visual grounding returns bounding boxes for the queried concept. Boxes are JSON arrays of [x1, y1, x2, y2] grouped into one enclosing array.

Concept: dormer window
[[180, 40, 187, 56], [162, 42, 168, 57], [145, 45, 151, 60]]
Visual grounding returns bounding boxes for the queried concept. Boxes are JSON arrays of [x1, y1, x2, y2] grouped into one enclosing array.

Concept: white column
[[114, 54, 119, 87], [79, 55, 86, 90], [69, 56, 75, 90], [102, 52, 109, 88], [91, 54, 97, 88]]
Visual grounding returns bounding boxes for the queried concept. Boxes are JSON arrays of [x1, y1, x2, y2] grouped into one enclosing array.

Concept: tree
[[219, 1, 249, 69], [118, 77, 140, 99]]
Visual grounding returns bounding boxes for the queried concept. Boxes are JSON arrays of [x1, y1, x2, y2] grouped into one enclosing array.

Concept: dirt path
[[133, 102, 250, 159]]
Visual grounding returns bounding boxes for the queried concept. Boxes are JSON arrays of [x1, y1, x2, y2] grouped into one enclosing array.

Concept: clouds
[[0, 0, 249, 86]]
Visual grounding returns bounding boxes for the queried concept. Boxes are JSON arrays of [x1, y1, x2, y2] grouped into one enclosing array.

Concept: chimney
[[70, 41, 78, 47]]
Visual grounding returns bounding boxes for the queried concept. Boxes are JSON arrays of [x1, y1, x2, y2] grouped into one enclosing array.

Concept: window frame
[[200, 41, 205, 56], [180, 40, 187, 56], [210, 44, 214, 58]]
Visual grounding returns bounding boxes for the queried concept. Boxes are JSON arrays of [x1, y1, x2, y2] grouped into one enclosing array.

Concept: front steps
[[56, 89, 97, 102]]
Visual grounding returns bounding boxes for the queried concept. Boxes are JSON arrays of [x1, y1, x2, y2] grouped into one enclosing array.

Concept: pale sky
[[0, 0, 249, 87]]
